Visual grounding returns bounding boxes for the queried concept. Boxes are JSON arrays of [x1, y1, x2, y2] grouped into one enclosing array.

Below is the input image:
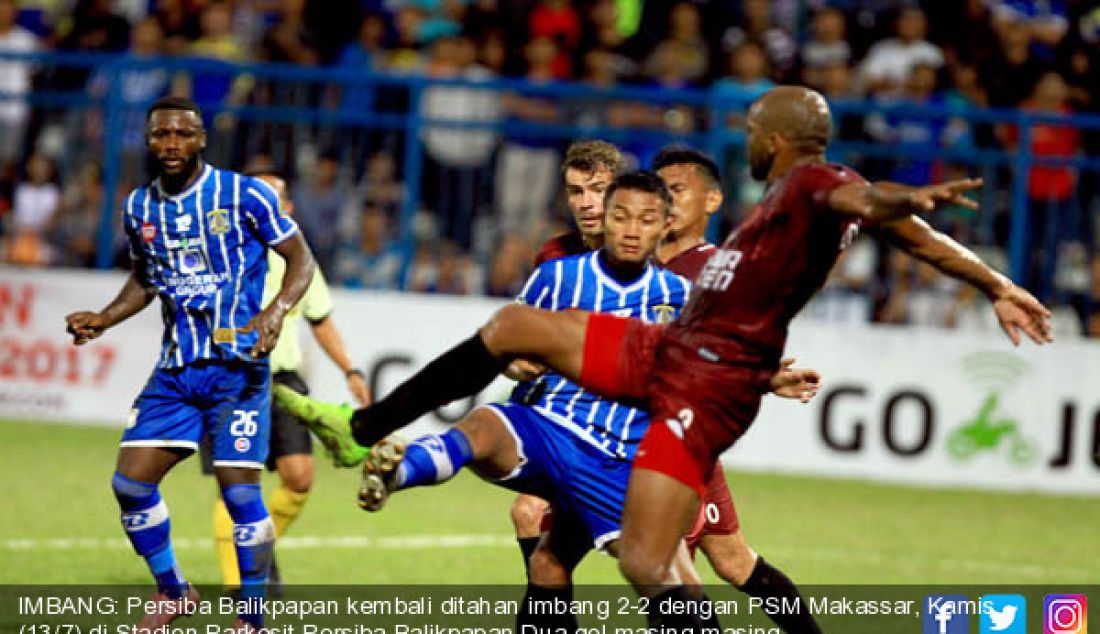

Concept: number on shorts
[[230, 409, 258, 437]]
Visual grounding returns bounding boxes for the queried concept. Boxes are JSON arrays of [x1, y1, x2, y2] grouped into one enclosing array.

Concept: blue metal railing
[[0, 51, 1095, 289]]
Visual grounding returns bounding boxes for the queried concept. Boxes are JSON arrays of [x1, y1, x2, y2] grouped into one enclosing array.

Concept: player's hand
[[770, 357, 821, 403], [504, 358, 547, 382], [347, 371, 372, 406], [240, 305, 287, 357], [909, 178, 983, 213], [65, 311, 109, 345], [992, 285, 1053, 346]]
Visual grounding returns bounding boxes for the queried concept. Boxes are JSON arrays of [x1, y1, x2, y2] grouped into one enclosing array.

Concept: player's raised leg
[[357, 405, 530, 510], [275, 305, 592, 459]]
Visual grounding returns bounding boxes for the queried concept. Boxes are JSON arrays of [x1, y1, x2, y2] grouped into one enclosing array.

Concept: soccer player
[[278, 86, 1051, 628], [509, 139, 623, 572], [199, 169, 372, 592], [65, 97, 314, 633]]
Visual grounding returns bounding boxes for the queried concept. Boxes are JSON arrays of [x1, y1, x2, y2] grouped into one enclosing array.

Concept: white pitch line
[[1, 534, 517, 552]]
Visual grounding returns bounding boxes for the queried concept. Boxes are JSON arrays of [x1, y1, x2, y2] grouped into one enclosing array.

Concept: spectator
[[864, 63, 949, 186], [495, 36, 562, 238], [642, 2, 708, 83], [433, 242, 475, 295], [990, 0, 1069, 54], [260, 0, 320, 65], [721, 0, 797, 81], [529, 0, 580, 79], [361, 151, 404, 216], [712, 40, 776, 105], [979, 16, 1045, 108], [153, 0, 201, 56], [1004, 71, 1081, 302], [419, 35, 500, 250], [7, 151, 59, 266], [858, 7, 943, 94], [49, 161, 104, 268], [0, 0, 36, 163], [88, 18, 169, 184], [182, 0, 251, 132], [801, 7, 851, 87], [334, 202, 404, 290], [294, 151, 352, 271]]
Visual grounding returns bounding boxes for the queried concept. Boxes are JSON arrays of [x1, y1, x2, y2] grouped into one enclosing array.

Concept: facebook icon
[[925, 595, 972, 634]]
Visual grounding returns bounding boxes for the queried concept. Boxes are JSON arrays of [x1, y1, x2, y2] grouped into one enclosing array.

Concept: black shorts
[[199, 371, 314, 474]]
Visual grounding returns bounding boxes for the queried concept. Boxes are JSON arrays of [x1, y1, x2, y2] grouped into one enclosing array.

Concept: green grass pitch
[[1, 418, 1095, 586]]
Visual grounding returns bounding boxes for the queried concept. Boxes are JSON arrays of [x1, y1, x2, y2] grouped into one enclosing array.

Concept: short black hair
[[652, 146, 721, 188], [604, 170, 672, 214], [146, 96, 202, 122]]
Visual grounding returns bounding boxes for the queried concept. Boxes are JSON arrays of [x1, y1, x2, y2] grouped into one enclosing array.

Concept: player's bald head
[[748, 86, 832, 152]]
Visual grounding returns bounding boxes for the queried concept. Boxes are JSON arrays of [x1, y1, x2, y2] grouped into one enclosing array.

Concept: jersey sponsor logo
[[652, 304, 676, 324], [207, 209, 231, 235], [141, 222, 156, 242], [174, 215, 192, 233], [178, 249, 208, 275], [126, 408, 139, 429], [697, 248, 744, 292], [213, 328, 237, 344]]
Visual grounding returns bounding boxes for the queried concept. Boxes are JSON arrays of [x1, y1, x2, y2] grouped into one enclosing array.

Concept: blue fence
[[1, 51, 1097, 305]]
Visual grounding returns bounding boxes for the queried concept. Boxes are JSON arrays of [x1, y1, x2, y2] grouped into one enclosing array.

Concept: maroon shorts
[[684, 464, 740, 555], [633, 334, 773, 494], [578, 313, 664, 406]]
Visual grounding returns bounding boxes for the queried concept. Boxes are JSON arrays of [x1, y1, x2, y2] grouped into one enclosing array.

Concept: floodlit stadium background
[[1, 0, 1098, 585]]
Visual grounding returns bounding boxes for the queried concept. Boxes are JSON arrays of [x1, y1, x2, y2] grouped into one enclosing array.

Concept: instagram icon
[[1046, 595, 1088, 634]]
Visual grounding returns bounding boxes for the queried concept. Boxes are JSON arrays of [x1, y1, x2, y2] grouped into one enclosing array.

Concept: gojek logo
[[980, 595, 1026, 634], [947, 352, 1037, 466], [925, 595, 972, 634]]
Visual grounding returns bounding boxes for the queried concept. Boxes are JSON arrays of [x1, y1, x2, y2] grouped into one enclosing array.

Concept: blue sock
[[395, 429, 474, 490], [222, 483, 274, 629], [111, 473, 187, 598]]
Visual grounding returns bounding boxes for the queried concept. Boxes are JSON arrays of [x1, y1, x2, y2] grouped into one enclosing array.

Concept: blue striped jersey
[[510, 250, 691, 461], [122, 163, 299, 369]]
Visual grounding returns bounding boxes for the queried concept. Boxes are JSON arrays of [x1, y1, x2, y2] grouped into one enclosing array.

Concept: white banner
[[0, 266, 162, 426], [6, 267, 1099, 494]]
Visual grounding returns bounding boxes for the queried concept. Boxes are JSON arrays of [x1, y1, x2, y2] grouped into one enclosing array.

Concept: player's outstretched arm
[[310, 315, 372, 406], [65, 272, 156, 345], [881, 215, 1053, 346], [769, 358, 821, 403], [828, 178, 983, 223], [242, 232, 315, 357]]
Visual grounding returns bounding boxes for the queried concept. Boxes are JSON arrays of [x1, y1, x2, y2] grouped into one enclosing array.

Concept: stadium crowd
[[0, 0, 1097, 336]]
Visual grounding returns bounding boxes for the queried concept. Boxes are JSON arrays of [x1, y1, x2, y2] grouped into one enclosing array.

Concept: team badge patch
[[141, 222, 156, 242], [207, 209, 230, 235], [234, 437, 251, 453], [652, 304, 676, 324]]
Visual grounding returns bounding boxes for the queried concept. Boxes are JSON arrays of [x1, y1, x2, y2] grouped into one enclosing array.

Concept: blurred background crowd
[[0, 0, 1098, 337]]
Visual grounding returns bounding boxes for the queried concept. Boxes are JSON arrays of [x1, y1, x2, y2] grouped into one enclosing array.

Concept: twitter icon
[[981, 595, 1027, 634]]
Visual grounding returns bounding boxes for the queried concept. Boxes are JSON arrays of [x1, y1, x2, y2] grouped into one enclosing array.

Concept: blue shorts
[[482, 402, 631, 550], [122, 360, 271, 469]]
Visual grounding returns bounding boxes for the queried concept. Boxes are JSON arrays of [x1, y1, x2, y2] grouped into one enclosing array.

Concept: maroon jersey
[[669, 162, 865, 364], [534, 231, 590, 266], [659, 242, 716, 280]]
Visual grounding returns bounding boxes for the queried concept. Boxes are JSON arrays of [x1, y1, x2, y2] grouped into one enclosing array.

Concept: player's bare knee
[[480, 304, 524, 355], [280, 460, 314, 493], [618, 549, 670, 588], [707, 535, 757, 587], [510, 495, 548, 536]]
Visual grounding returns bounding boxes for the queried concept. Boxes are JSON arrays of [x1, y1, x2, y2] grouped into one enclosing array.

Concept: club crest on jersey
[[652, 304, 677, 324], [207, 209, 230, 235], [141, 222, 156, 242]]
